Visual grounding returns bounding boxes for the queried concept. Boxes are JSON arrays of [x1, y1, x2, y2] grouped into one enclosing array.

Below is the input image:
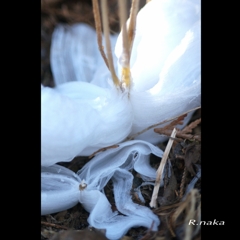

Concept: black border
[[201, 0, 232, 237], [4, 0, 41, 236]]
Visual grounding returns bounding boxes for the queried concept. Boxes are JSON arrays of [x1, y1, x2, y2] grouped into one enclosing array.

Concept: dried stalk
[[92, 0, 109, 69], [100, 0, 120, 87], [183, 190, 199, 240], [118, 0, 130, 64], [127, 106, 201, 140], [191, 201, 201, 237], [167, 213, 177, 237], [89, 144, 119, 159], [118, 0, 131, 89], [169, 189, 201, 239], [179, 166, 187, 199], [154, 114, 187, 135], [150, 128, 177, 208], [41, 221, 68, 230], [127, 0, 139, 57]]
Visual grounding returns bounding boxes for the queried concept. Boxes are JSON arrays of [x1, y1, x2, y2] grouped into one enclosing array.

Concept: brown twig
[[168, 189, 201, 239], [92, 0, 109, 69], [181, 118, 201, 134], [177, 133, 201, 141], [154, 114, 187, 134], [127, 106, 201, 140], [127, 0, 139, 58], [153, 114, 188, 139], [89, 144, 119, 159], [118, 0, 130, 64], [183, 190, 200, 240], [179, 166, 187, 199], [156, 130, 199, 140], [166, 118, 201, 141], [167, 212, 177, 237], [150, 128, 177, 208], [118, 0, 131, 89], [41, 221, 68, 230]]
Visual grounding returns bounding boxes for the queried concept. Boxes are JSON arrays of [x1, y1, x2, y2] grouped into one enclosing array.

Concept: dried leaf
[[176, 132, 201, 141], [181, 118, 201, 134], [154, 114, 187, 135], [154, 117, 201, 142]]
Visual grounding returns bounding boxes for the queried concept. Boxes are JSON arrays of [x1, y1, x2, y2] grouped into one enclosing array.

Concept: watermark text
[[189, 219, 225, 225]]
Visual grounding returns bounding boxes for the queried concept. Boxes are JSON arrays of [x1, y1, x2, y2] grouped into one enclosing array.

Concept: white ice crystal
[[41, 140, 165, 239]]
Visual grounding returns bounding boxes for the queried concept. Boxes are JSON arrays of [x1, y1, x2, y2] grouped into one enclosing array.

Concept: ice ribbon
[[41, 164, 81, 215], [41, 140, 165, 239], [115, 0, 201, 142], [50, 23, 119, 88], [41, 82, 132, 166], [49, 0, 201, 147]]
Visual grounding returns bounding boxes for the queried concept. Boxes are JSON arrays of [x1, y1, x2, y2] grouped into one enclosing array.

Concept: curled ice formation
[[41, 164, 81, 215], [41, 82, 133, 166], [48, 0, 201, 151], [50, 23, 119, 88], [115, 0, 201, 142], [41, 140, 165, 239]]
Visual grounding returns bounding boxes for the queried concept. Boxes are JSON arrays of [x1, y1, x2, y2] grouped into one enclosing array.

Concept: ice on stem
[[115, 0, 201, 142], [48, 0, 201, 150]]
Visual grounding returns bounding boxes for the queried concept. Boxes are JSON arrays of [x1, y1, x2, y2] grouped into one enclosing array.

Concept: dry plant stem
[[192, 201, 201, 237], [150, 128, 177, 208], [118, 0, 131, 89], [179, 166, 187, 199], [167, 214, 177, 237], [41, 221, 68, 230], [118, 0, 130, 63], [92, 0, 109, 69], [100, 0, 120, 87], [88, 144, 119, 159], [127, 0, 139, 57], [170, 189, 200, 239], [181, 118, 201, 134], [127, 106, 201, 140], [183, 190, 198, 240]]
